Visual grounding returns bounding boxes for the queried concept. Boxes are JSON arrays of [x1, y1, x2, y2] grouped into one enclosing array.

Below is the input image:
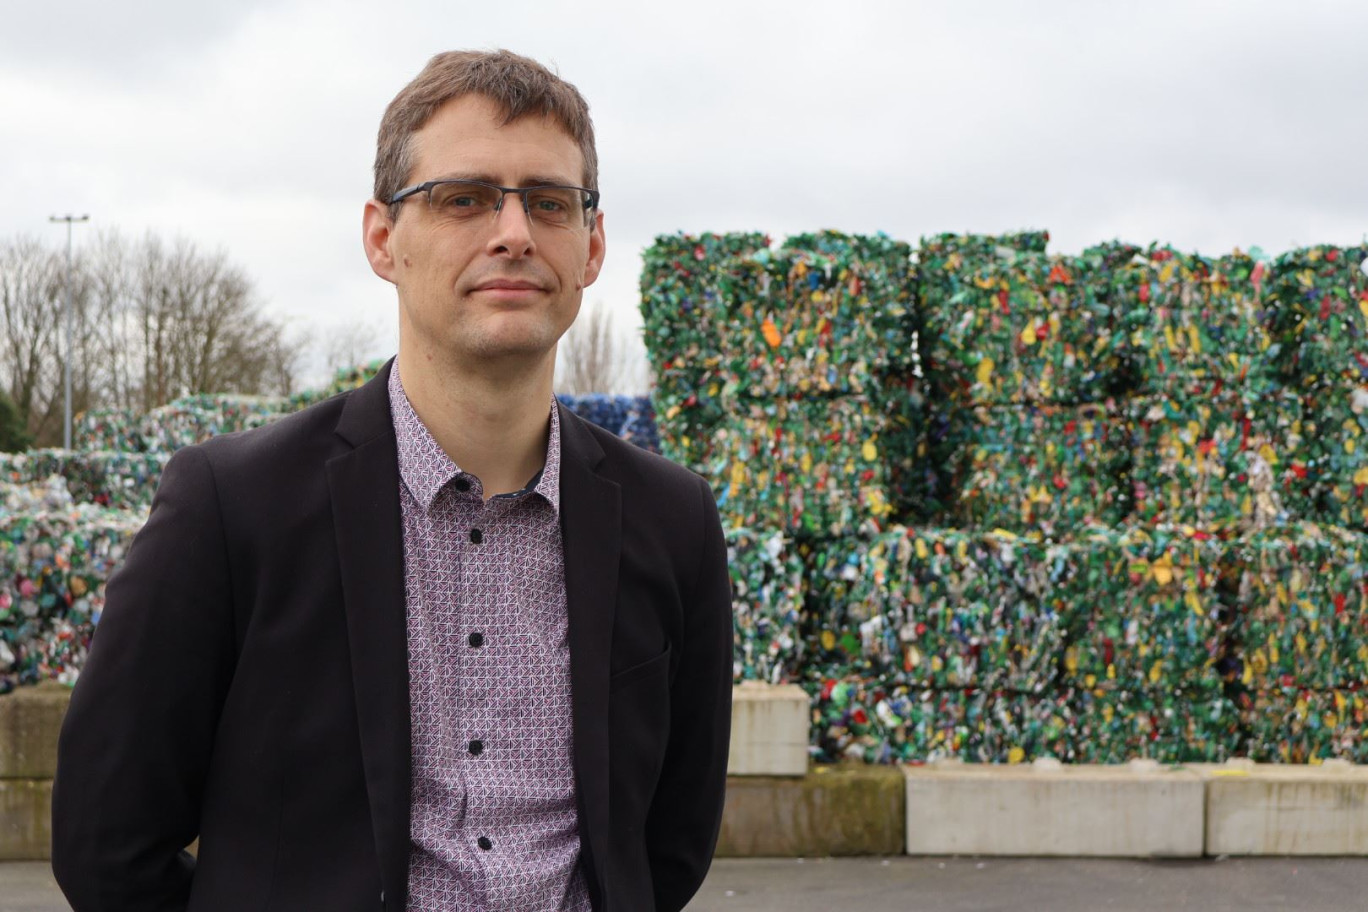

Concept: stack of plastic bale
[[74, 408, 151, 452], [1115, 247, 1307, 531], [1270, 245, 1368, 530], [134, 395, 286, 452], [695, 233, 920, 536], [1225, 523, 1368, 762], [803, 525, 1082, 762], [1057, 524, 1244, 762], [0, 450, 169, 513], [727, 527, 806, 685], [554, 394, 661, 453], [640, 233, 771, 468], [917, 232, 1133, 536], [640, 231, 921, 697], [0, 477, 143, 693]]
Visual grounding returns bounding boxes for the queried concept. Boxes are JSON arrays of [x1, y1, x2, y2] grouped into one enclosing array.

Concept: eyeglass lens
[[426, 181, 588, 226]]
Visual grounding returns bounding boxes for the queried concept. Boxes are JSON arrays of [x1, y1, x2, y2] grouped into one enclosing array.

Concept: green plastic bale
[[1242, 688, 1368, 763], [950, 401, 1131, 535], [1113, 247, 1279, 394], [802, 672, 993, 763], [1229, 523, 1368, 690], [1127, 387, 1309, 532], [698, 392, 920, 537], [0, 450, 170, 512], [0, 505, 144, 690], [639, 232, 771, 379], [804, 526, 1075, 692], [922, 252, 1123, 407], [804, 672, 1084, 764], [1296, 381, 1368, 530], [727, 526, 806, 684], [641, 233, 771, 461], [1059, 525, 1232, 690], [701, 238, 916, 398], [1270, 244, 1368, 387], [1067, 682, 1240, 763]]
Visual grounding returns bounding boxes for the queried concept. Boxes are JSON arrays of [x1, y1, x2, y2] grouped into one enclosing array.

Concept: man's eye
[[446, 195, 481, 208], [531, 196, 568, 213]]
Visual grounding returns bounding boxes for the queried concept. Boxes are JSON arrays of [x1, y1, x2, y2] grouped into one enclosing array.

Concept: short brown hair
[[374, 49, 598, 213]]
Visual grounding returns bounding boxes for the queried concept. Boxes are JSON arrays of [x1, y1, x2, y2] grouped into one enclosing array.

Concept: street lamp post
[[49, 214, 90, 450]]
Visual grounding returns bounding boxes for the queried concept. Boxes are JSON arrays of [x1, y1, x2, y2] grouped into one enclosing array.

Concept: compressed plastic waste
[[804, 526, 1073, 692], [1127, 387, 1308, 532], [0, 480, 143, 692], [1113, 247, 1279, 394], [1243, 688, 1368, 763], [0, 450, 169, 513], [727, 527, 805, 684], [950, 401, 1130, 535], [556, 394, 660, 452], [698, 393, 918, 537], [1227, 523, 1368, 691], [1059, 524, 1232, 690], [76, 396, 286, 453]]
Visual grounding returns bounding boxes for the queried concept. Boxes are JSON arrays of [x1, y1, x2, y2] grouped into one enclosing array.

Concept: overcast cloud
[[3, 0, 1365, 390]]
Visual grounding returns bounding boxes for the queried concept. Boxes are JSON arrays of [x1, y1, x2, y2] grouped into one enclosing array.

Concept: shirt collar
[[388, 362, 561, 515]]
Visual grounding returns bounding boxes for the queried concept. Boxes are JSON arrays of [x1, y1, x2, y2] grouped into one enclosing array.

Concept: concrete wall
[[0, 683, 67, 860], [5, 683, 1368, 861]]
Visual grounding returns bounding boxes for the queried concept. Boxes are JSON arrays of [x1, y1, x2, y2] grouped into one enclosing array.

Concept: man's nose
[[486, 193, 536, 257]]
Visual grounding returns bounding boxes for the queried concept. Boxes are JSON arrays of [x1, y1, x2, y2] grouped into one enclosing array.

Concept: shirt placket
[[456, 492, 501, 900]]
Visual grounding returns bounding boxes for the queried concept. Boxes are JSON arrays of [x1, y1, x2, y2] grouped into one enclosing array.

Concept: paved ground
[[8, 856, 1367, 910]]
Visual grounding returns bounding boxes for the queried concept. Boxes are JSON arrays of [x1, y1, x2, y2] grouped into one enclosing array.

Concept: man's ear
[[362, 199, 399, 284], [579, 210, 606, 290]]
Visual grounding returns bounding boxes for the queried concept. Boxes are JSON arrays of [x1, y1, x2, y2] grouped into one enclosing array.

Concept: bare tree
[[321, 318, 386, 376], [0, 231, 302, 446], [0, 237, 66, 443], [558, 300, 627, 394]]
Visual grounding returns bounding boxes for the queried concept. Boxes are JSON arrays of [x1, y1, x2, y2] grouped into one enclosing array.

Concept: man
[[52, 50, 733, 912]]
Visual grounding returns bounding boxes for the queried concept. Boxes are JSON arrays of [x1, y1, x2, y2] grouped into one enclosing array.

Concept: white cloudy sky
[[3, 0, 1365, 390]]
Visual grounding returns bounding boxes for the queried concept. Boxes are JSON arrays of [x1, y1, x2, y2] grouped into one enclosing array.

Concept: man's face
[[363, 94, 605, 373]]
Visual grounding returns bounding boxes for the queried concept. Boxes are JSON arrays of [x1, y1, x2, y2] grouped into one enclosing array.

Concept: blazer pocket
[[609, 643, 672, 693]]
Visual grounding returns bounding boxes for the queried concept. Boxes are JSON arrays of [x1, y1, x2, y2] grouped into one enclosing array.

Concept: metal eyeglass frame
[[388, 179, 600, 225]]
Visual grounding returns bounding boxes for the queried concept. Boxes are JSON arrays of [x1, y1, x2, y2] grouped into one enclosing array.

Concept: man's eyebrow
[[427, 172, 582, 188]]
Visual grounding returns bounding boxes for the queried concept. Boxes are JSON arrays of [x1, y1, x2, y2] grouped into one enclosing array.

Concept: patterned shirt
[[389, 366, 590, 912]]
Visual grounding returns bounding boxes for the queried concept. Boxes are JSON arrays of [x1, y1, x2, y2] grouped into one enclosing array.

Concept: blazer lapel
[[557, 405, 621, 899], [326, 361, 411, 909]]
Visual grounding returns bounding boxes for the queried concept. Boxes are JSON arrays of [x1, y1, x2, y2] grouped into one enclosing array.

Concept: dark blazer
[[52, 361, 733, 912]]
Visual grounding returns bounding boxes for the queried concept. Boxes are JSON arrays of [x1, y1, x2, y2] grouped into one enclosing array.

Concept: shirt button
[[468, 632, 484, 648], [477, 836, 493, 851], [468, 739, 484, 756], [469, 528, 483, 544]]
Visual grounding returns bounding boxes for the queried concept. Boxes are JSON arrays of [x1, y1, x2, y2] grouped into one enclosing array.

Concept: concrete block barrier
[[0, 779, 52, 861], [904, 759, 1205, 857], [717, 765, 905, 857], [728, 682, 809, 776], [1198, 759, 1368, 855], [0, 683, 69, 779]]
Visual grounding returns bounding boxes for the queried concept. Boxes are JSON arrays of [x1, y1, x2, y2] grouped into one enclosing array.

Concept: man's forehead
[[409, 95, 584, 183]]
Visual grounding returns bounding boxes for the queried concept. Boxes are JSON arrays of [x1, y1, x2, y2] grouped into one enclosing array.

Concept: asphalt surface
[[7, 856, 1367, 911]]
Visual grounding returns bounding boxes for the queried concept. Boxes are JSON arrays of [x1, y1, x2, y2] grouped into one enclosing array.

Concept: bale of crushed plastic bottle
[[804, 526, 1074, 692], [727, 526, 806, 684]]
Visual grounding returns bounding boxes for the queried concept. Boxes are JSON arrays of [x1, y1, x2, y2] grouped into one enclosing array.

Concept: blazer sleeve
[[645, 474, 733, 912], [51, 445, 237, 912]]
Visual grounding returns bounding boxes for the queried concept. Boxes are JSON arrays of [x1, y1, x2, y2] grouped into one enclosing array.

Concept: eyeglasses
[[389, 179, 600, 227]]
